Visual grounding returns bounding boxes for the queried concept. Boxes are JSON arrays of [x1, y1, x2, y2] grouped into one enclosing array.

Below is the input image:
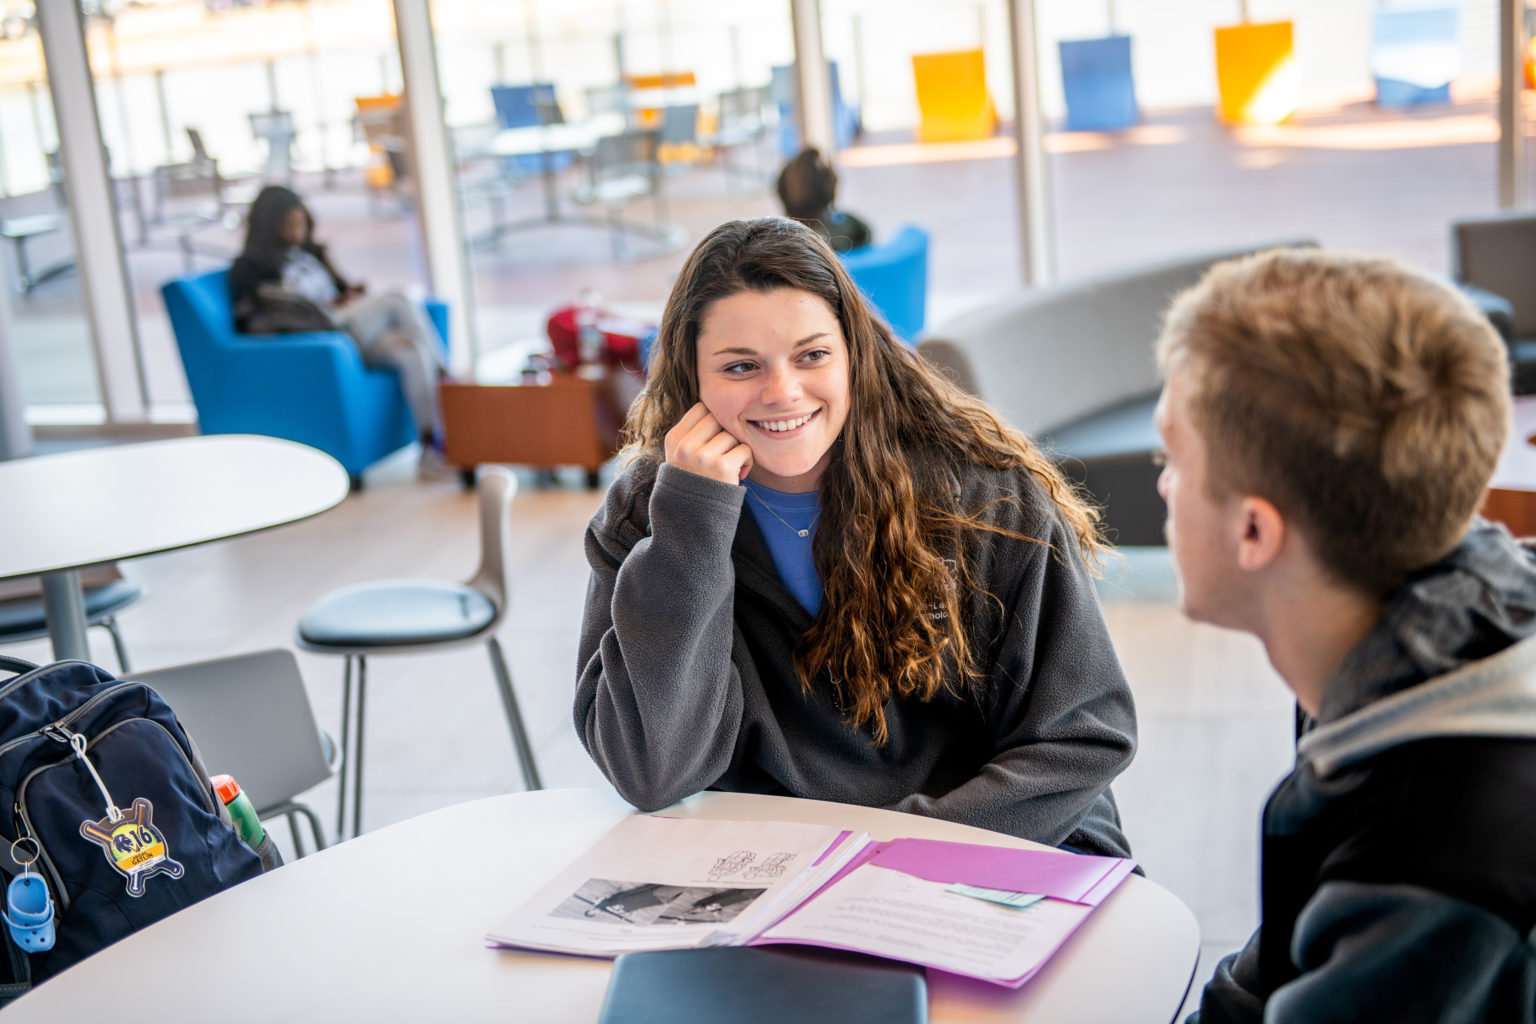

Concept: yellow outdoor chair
[[1213, 20, 1298, 125], [911, 48, 997, 143]]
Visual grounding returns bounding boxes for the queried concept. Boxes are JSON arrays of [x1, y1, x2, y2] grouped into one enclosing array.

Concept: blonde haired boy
[[1155, 249, 1536, 1022]]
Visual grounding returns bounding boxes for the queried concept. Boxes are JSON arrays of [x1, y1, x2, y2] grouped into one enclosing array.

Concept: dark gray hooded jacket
[[574, 457, 1137, 856], [1194, 522, 1536, 1023]]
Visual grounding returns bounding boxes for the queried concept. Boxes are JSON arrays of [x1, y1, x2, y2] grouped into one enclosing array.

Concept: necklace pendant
[[796, 528, 809, 538]]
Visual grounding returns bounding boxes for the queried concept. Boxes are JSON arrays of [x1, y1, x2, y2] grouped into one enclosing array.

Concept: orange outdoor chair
[[625, 71, 696, 128], [911, 48, 997, 143], [625, 71, 696, 92], [354, 93, 407, 188]]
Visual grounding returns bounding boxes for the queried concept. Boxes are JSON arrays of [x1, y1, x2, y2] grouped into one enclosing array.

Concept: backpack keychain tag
[[2, 838, 55, 952], [49, 728, 184, 898]]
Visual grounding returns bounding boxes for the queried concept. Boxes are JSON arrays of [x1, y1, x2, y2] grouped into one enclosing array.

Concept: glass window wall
[[433, 0, 794, 378], [16, 0, 1533, 424], [1027, 0, 1513, 280], [80, 0, 425, 414], [0, 14, 101, 418], [820, 0, 1022, 317]]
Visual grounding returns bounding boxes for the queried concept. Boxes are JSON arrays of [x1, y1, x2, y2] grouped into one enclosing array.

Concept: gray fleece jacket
[[574, 456, 1137, 857], [1193, 522, 1536, 1023]]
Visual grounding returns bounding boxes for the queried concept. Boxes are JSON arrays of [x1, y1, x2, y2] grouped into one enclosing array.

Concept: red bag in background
[[546, 306, 654, 374]]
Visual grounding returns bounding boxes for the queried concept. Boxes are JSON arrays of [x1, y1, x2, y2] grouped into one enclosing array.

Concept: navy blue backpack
[[0, 654, 270, 1000]]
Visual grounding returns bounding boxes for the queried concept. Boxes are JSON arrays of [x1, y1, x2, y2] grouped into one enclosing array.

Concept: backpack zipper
[[0, 681, 145, 761], [42, 723, 122, 822], [12, 765, 71, 913], [0, 659, 100, 705]]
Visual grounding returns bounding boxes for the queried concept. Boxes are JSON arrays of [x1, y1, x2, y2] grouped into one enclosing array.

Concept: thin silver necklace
[[748, 490, 821, 538]]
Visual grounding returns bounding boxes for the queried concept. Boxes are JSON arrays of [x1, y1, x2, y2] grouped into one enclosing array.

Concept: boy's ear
[[1235, 496, 1285, 572]]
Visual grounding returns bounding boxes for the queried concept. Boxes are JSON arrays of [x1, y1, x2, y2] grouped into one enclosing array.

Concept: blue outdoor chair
[[840, 225, 929, 346], [770, 62, 861, 158], [161, 269, 448, 487], [491, 82, 574, 177], [1059, 35, 1138, 132], [1371, 5, 1459, 108]]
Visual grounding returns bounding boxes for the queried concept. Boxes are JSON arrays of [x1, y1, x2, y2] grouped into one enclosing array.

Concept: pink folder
[[861, 838, 1136, 906]]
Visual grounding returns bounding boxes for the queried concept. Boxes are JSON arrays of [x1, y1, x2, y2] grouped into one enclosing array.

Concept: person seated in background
[[575, 217, 1137, 857], [775, 147, 871, 254], [1154, 249, 1536, 1022], [228, 185, 447, 473]]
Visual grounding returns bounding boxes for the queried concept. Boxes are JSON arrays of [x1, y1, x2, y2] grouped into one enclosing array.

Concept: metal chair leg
[[606, 205, 623, 261], [487, 637, 542, 791], [100, 616, 131, 672], [337, 656, 353, 841], [260, 801, 330, 860], [293, 803, 328, 853], [286, 809, 306, 859], [352, 656, 368, 840]]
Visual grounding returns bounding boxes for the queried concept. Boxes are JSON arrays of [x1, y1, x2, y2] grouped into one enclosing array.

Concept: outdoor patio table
[[0, 788, 1200, 1023], [487, 112, 627, 226], [0, 434, 348, 661]]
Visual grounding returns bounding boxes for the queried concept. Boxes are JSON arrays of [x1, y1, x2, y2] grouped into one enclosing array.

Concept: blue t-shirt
[[742, 479, 823, 617]]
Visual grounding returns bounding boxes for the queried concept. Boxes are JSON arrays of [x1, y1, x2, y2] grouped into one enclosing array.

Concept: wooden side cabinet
[[1483, 400, 1536, 538], [439, 368, 641, 487]]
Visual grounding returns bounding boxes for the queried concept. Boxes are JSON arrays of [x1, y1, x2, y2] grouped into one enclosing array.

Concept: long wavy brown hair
[[624, 218, 1103, 743]]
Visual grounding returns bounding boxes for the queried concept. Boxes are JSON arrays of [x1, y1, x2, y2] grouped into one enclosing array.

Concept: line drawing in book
[[550, 878, 767, 927], [744, 852, 794, 879], [708, 850, 755, 880]]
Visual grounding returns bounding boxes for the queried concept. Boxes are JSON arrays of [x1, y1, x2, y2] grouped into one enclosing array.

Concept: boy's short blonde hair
[[1157, 248, 1511, 596]]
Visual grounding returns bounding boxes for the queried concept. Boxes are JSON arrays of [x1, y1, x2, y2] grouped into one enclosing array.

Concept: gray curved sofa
[[917, 239, 1316, 546]]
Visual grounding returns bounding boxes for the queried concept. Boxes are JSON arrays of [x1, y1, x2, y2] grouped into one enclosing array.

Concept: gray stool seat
[[298, 580, 495, 648], [0, 576, 141, 671], [0, 579, 140, 634]]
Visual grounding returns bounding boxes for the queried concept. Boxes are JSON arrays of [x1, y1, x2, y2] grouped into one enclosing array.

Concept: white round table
[[0, 434, 348, 661], [5, 789, 1199, 1023]]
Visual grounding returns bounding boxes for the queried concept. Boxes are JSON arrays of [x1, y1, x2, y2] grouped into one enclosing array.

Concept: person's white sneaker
[[418, 445, 457, 481]]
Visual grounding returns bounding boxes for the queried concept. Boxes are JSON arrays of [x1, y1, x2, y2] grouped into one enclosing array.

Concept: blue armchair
[[161, 269, 448, 486], [840, 225, 929, 345]]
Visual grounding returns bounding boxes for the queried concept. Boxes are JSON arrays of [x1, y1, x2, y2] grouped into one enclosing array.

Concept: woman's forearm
[[574, 464, 750, 810]]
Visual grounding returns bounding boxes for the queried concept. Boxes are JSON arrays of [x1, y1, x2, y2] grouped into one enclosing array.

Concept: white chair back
[[128, 649, 331, 814], [467, 468, 517, 620]]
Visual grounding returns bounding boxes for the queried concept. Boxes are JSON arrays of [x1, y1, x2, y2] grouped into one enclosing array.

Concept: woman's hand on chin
[[665, 402, 754, 485]]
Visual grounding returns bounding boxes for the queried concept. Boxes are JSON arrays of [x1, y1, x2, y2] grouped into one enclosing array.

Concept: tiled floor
[[2, 455, 1296, 1018]]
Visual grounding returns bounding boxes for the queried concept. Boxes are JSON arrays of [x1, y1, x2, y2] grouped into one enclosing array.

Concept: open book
[[485, 816, 1136, 988]]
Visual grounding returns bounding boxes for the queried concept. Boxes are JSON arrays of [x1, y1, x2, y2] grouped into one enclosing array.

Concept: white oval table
[[0, 434, 349, 661], [5, 789, 1199, 1023]]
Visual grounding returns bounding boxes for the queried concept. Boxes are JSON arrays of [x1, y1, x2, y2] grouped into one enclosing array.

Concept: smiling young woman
[[573, 218, 1138, 857]]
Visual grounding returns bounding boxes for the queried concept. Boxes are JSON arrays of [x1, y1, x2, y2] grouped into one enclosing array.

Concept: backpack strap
[[0, 920, 31, 1009], [0, 656, 37, 679]]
